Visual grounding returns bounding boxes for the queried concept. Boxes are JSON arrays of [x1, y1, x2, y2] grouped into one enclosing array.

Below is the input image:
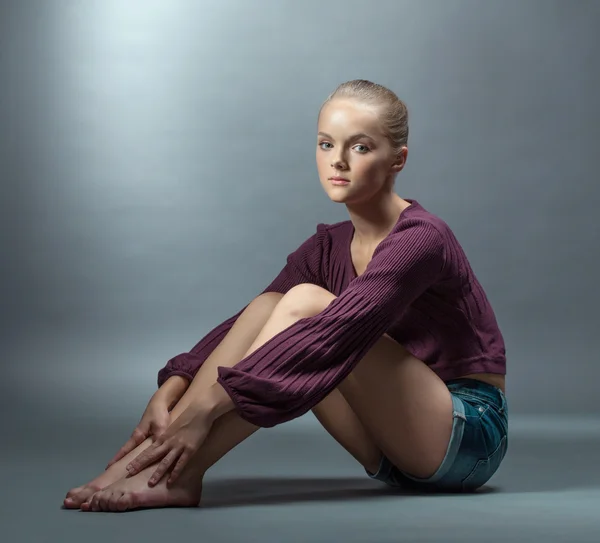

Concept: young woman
[[64, 79, 508, 513]]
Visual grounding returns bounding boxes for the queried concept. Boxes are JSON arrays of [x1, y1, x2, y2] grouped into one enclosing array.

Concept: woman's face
[[316, 99, 405, 204]]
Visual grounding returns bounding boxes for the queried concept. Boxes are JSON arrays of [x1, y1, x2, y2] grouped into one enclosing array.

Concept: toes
[[90, 493, 101, 512], [96, 492, 105, 512], [98, 491, 110, 512], [67, 486, 98, 508], [64, 487, 85, 508], [116, 492, 128, 512], [80, 489, 126, 513], [65, 486, 84, 499], [106, 491, 120, 512], [80, 497, 91, 512], [128, 491, 140, 511], [64, 486, 86, 507], [113, 490, 137, 512]]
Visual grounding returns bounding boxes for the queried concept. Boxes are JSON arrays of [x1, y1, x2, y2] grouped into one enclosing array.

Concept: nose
[[331, 157, 346, 170]]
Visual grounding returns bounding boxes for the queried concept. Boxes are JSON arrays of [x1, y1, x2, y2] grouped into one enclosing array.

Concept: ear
[[390, 147, 408, 172]]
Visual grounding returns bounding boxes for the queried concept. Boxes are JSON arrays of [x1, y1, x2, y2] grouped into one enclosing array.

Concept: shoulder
[[303, 219, 350, 248], [381, 216, 451, 275], [290, 220, 342, 257], [389, 216, 448, 247], [315, 219, 351, 241], [395, 201, 458, 249], [400, 200, 453, 237], [317, 219, 350, 233]]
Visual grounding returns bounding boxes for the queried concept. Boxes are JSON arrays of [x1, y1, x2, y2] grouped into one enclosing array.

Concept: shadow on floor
[[199, 475, 502, 509]]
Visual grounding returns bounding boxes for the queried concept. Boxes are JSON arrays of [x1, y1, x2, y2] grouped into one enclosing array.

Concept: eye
[[318, 141, 370, 153]]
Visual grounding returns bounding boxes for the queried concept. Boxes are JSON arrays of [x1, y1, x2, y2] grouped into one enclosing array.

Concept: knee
[[257, 291, 285, 303], [277, 283, 336, 318], [253, 291, 285, 312]]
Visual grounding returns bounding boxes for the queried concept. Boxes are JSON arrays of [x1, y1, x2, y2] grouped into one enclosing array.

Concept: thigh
[[312, 387, 383, 475], [174, 292, 284, 414], [195, 292, 283, 381], [366, 378, 509, 493], [278, 284, 458, 481], [338, 333, 456, 481]]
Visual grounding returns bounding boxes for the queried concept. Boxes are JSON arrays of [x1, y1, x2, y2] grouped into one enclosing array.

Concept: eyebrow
[[317, 131, 376, 142]]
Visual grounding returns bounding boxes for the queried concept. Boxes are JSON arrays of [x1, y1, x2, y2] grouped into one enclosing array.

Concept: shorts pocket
[[451, 390, 491, 418], [461, 434, 508, 491]]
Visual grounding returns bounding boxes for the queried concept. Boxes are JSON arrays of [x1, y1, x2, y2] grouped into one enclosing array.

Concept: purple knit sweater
[[157, 198, 506, 427]]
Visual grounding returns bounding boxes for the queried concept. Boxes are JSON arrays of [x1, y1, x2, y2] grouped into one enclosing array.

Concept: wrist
[[156, 375, 189, 409], [195, 382, 236, 423]]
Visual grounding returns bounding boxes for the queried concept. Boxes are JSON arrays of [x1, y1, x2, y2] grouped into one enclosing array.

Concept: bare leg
[[63, 293, 281, 509], [80, 292, 381, 511]]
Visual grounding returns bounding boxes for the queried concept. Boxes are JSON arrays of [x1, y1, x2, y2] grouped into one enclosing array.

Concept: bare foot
[[63, 437, 155, 509], [80, 462, 203, 512]]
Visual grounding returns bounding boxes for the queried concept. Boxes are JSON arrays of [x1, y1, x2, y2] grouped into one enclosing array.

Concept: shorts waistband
[[445, 377, 506, 407]]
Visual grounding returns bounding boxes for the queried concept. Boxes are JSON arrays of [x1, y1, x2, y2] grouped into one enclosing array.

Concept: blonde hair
[[319, 79, 409, 157]]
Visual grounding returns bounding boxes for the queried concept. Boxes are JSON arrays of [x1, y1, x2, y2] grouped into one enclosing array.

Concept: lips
[[329, 177, 350, 181]]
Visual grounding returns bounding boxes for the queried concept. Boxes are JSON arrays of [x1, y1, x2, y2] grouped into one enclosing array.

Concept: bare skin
[[64, 97, 505, 512], [72, 282, 502, 512], [350, 228, 505, 394], [64, 436, 156, 507], [78, 452, 203, 512], [65, 292, 383, 511], [319, 98, 504, 394], [63, 293, 283, 509]]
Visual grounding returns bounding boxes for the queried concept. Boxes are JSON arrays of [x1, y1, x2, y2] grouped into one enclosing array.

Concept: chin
[[323, 188, 349, 200]]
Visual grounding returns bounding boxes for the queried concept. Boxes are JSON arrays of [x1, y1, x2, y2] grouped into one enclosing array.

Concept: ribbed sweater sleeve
[[216, 220, 447, 427], [156, 225, 326, 388]]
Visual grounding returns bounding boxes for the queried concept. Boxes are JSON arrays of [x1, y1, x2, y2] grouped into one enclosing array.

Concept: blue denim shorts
[[365, 378, 508, 493]]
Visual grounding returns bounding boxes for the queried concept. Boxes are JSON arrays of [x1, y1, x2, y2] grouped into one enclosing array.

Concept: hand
[[124, 400, 213, 487], [105, 393, 171, 470]]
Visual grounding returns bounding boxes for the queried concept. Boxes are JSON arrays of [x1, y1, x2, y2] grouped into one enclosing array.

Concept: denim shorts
[[365, 378, 508, 492]]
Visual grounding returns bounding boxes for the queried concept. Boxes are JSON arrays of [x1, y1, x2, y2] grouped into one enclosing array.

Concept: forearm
[[154, 375, 189, 410], [197, 381, 237, 423]]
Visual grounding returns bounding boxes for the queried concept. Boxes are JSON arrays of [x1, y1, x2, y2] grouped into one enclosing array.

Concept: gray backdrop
[[2, 0, 599, 430], [4, 2, 600, 541]]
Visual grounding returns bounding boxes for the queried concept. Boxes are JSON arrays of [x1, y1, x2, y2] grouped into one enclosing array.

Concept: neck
[[347, 193, 408, 247]]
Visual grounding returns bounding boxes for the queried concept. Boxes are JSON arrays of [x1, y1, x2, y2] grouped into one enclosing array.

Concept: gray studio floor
[[3, 411, 600, 542]]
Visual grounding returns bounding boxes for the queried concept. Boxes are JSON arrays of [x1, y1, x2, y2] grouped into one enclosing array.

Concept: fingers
[[106, 428, 147, 470], [167, 449, 192, 486], [106, 442, 132, 469], [126, 440, 167, 476], [150, 425, 167, 441], [106, 440, 134, 470], [148, 449, 183, 487]]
